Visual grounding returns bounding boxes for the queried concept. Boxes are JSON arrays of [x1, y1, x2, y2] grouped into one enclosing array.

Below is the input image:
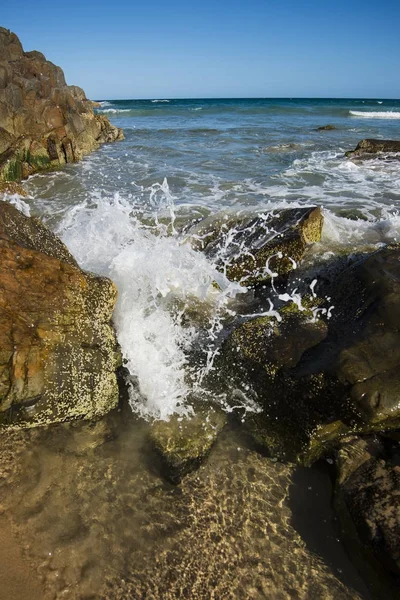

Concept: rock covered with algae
[[220, 245, 400, 464], [149, 403, 227, 483], [0, 201, 120, 428], [186, 206, 323, 286]]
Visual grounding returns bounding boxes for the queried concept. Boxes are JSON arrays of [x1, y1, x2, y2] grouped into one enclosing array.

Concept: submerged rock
[[0, 27, 123, 181], [345, 139, 400, 159], [149, 404, 227, 483], [220, 245, 400, 463], [334, 435, 400, 597], [0, 202, 120, 428], [187, 207, 323, 286], [316, 124, 336, 131]]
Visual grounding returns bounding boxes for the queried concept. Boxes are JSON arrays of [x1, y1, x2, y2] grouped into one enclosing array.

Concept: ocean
[[18, 97, 400, 420]]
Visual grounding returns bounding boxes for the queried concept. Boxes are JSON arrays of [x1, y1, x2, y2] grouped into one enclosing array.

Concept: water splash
[[57, 186, 244, 420]]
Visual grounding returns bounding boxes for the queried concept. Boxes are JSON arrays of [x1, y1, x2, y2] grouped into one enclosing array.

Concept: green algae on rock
[[0, 27, 123, 182], [149, 404, 227, 483], [186, 207, 323, 286], [0, 202, 120, 428], [220, 245, 400, 464]]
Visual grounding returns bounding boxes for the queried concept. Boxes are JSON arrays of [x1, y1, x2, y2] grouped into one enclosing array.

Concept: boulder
[[0, 27, 124, 182], [316, 124, 336, 131], [0, 202, 120, 428], [346, 139, 400, 159], [220, 245, 400, 463], [187, 207, 323, 286], [334, 435, 400, 597], [149, 403, 227, 483]]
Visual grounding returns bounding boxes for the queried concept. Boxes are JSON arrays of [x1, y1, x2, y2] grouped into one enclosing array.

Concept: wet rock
[[0, 202, 120, 428], [220, 306, 346, 463], [220, 245, 400, 463], [345, 139, 400, 159], [334, 435, 400, 597], [187, 207, 323, 286], [316, 124, 336, 131], [0, 27, 124, 182], [149, 404, 227, 483], [0, 181, 26, 196]]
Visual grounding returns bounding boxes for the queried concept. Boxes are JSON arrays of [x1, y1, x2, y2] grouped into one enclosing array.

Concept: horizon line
[[95, 95, 400, 102]]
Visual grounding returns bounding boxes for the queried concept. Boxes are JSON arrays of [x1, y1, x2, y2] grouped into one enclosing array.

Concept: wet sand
[[0, 516, 44, 600], [0, 408, 371, 600]]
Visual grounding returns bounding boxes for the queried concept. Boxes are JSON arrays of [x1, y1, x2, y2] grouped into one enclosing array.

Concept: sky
[[1, 0, 400, 99]]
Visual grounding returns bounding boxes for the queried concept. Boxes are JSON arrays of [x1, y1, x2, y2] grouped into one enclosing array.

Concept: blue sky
[[2, 0, 400, 99]]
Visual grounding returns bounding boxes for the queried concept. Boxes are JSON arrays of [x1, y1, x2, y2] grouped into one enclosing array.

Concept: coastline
[[1, 28, 400, 600]]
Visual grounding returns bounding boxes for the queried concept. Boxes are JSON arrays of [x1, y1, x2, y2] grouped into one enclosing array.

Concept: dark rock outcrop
[[346, 139, 400, 159], [334, 435, 400, 597], [186, 207, 323, 286], [220, 245, 400, 463], [0, 27, 123, 181], [316, 124, 336, 131], [0, 201, 120, 428]]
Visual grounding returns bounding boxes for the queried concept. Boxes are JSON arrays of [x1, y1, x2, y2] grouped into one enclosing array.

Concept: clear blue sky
[[2, 0, 400, 99]]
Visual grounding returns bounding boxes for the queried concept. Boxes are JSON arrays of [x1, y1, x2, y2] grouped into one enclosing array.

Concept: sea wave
[[151, 99, 170, 103], [349, 110, 400, 119], [97, 108, 131, 114]]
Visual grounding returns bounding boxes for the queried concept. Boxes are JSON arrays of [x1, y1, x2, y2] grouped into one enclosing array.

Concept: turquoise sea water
[[94, 97, 400, 214]]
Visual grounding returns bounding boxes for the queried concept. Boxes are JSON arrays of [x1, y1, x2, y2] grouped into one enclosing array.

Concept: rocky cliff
[[0, 27, 123, 181]]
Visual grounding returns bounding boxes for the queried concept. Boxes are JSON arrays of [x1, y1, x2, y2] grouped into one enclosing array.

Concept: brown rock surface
[[0, 201, 120, 428], [0, 27, 124, 181], [346, 139, 400, 159]]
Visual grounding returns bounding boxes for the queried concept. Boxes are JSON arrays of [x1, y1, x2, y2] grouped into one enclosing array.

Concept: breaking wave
[[349, 110, 400, 119]]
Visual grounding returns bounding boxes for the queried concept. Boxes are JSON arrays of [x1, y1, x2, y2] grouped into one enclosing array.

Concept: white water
[[349, 110, 400, 119], [97, 108, 131, 114], [56, 188, 244, 420]]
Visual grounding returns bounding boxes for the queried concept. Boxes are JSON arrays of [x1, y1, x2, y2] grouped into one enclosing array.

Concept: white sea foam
[[349, 110, 400, 119], [0, 195, 31, 216], [151, 99, 170, 103], [319, 207, 400, 250], [97, 108, 131, 114], [57, 185, 244, 420], [98, 101, 112, 107]]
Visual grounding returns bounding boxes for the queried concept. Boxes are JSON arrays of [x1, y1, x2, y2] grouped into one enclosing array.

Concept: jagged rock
[[0, 202, 120, 428], [149, 404, 227, 483], [334, 435, 400, 597], [0, 27, 124, 181], [220, 245, 400, 464], [346, 139, 400, 159], [316, 124, 336, 131], [187, 207, 323, 286]]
